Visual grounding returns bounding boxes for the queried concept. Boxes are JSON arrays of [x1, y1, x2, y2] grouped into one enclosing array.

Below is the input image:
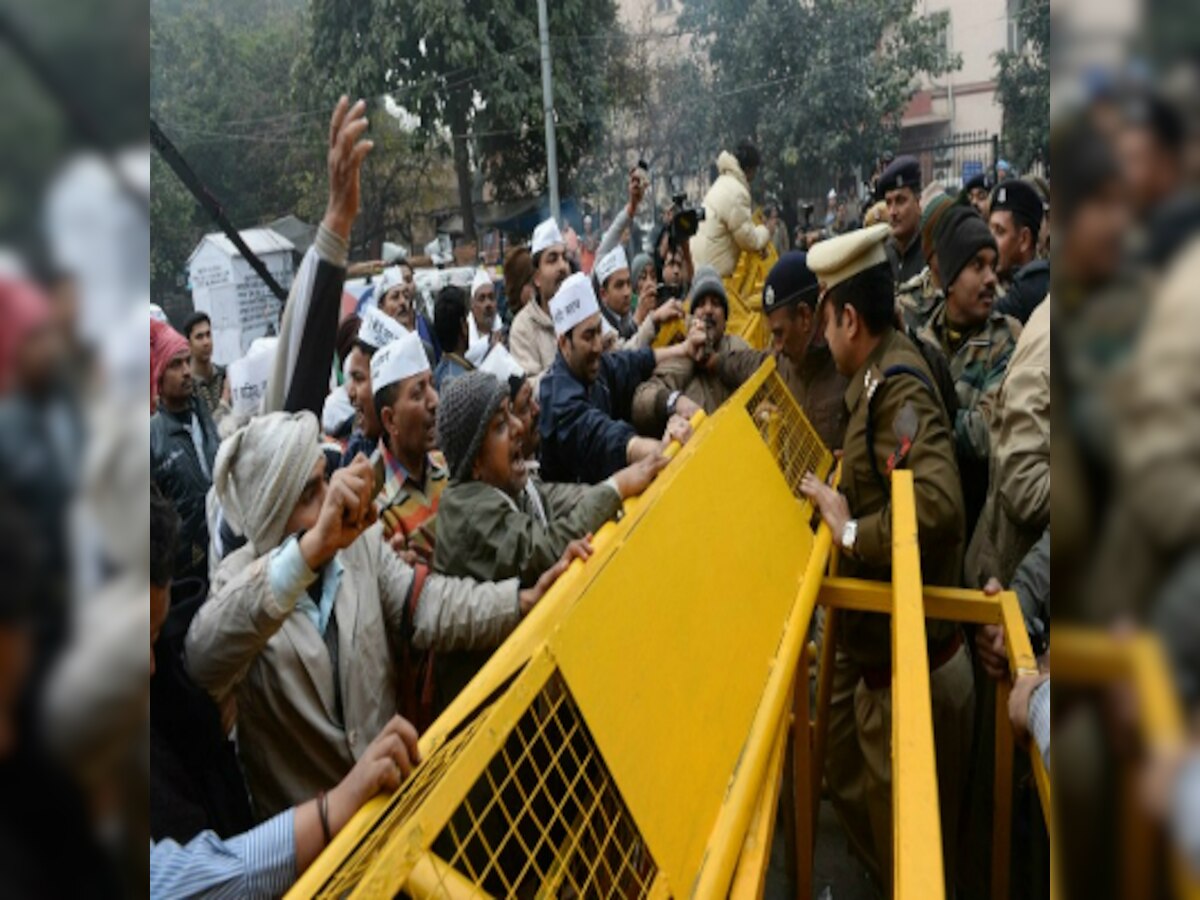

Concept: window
[[655, 0, 673, 13], [927, 11, 952, 55], [1007, 0, 1024, 51]]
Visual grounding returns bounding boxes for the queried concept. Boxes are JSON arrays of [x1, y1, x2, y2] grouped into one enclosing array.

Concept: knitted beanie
[[436, 370, 509, 482], [630, 252, 654, 286], [919, 193, 956, 262], [213, 410, 322, 553], [689, 265, 729, 316], [934, 207, 998, 290]]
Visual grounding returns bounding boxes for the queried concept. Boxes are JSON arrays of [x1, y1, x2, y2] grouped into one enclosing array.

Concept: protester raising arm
[[265, 97, 373, 417], [596, 168, 645, 261]]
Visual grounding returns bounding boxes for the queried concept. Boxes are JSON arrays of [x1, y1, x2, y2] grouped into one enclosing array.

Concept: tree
[[302, 0, 626, 242], [678, 0, 959, 220], [150, 0, 316, 295], [995, 0, 1049, 172]]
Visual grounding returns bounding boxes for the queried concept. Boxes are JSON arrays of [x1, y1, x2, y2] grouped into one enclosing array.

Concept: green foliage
[[677, 0, 960, 208], [995, 0, 1049, 171], [302, 0, 625, 236], [150, 0, 317, 296]]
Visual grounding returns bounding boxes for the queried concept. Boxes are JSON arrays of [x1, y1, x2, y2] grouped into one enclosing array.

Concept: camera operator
[[652, 198, 699, 303], [690, 140, 771, 277]]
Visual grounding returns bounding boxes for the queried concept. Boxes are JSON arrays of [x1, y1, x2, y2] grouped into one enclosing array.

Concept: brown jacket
[[631, 332, 751, 435], [837, 328, 966, 667], [184, 524, 521, 819], [715, 341, 849, 451], [964, 297, 1049, 587]]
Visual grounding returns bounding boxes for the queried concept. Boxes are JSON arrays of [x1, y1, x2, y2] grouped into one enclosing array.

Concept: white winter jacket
[[689, 151, 770, 277]]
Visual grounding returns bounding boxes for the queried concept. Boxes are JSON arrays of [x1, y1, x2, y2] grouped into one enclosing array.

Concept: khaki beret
[[806, 224, 891, 290]]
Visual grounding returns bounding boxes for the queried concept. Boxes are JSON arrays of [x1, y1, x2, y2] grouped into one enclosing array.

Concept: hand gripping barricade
[[291, 357, 1063, 900]]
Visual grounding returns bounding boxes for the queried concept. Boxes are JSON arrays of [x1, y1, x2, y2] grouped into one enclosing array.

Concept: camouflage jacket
[[895, 266, 942, 336], [915, 301, 1022, 462]]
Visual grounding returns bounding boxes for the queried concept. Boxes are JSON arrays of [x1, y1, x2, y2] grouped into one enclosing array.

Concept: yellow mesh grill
[[427, 671, 657, 898], [309, 710, 490, 898], [745, 372, 834, 497]]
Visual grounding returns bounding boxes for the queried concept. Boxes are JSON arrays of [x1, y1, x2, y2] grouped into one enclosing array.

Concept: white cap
[[358, 305, 409, 351], [806, 223, 892, 291], [377, 265, 405, 296], [594, 246, 629, 287], [531, 217, 564, 255], [370, 331, 430, 394], [149, 302, 167, 323], [478, 344, 525, 383], [549, 272, 601, 337], [471, 268, 494, 298], [827, 188, 837, 200]]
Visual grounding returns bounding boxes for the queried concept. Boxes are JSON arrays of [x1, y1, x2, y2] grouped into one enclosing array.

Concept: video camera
[[668, 193, 705, 245]]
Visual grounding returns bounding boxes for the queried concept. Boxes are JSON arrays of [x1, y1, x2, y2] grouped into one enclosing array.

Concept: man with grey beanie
[[631, 266, 752, 436], [185, 410, 577, 820], [432, 370, 665, 709]]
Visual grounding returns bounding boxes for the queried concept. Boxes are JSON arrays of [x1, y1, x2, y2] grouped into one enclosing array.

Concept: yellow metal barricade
[[292, 358, 833, 899], [290, 351, 1083, 899], [724, 243, 776, 351]]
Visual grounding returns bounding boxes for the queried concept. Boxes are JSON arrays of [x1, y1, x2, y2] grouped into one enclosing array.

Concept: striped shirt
[[1028, 678, 1049, 768], [150, 809, 294, 899]]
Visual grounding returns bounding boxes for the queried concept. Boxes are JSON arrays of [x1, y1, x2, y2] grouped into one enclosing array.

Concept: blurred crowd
[[1, 4, 1200, 897]]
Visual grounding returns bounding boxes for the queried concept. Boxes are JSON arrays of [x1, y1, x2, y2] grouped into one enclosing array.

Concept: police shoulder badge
[[886, 400, 919, 474]]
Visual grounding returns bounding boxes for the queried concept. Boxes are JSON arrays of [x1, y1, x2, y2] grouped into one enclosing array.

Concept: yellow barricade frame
[[290, 351, 1163, 900]]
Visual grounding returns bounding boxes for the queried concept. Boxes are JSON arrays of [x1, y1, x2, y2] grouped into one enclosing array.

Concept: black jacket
[[151, 397, 219, 588], [995, 259, 1049, 325]]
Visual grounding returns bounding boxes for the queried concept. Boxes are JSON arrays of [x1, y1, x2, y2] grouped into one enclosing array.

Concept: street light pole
[[537, 0, 560, 222]]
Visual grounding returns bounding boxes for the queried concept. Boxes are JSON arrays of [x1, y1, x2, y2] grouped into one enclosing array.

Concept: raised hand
[[324, 96, 374, 239]]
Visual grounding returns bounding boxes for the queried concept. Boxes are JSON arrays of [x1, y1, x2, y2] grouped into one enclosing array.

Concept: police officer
[[989, 179, 1049, 324], [708, 251, 849, 451], [798, 224, 973, 896], [917, 205, 1021, 530], [896, 191, 955, 337], [877, 154, 925, 285], [962, 170, 995, 217]]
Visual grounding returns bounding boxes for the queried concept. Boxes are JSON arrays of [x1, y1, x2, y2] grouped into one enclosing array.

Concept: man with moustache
[[916, 207, 1021, 463], [798, 224, 970, 897], [878, 155, 925, 286], [509, 218, 572, 384], [915, 206, 1020, 529], [371, 331, 447, 566]]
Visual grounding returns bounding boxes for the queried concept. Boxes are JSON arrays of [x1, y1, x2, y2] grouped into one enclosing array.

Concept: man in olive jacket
[[433, 369, 667, 708]]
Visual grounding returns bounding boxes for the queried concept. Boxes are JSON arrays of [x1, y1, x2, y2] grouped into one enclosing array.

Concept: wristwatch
[[840, 519, 858, 556], [666, 390, 682, 418]]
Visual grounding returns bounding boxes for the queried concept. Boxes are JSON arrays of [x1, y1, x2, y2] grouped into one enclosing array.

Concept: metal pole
[[537, 0, 560, 222]]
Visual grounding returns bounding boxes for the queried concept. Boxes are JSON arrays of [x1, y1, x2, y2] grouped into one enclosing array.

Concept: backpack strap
[[865, 364, 939, 496], [399, 562, 433, 729]]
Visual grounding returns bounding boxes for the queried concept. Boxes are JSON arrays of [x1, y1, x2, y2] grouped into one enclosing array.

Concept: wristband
[[317, 790, 332, 845]]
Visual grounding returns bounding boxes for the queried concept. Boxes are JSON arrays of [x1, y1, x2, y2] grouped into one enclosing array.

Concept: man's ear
[[843, 302, 860, 340], [557, 333, 570, 356], [379, 403, 395, 437], [1020, 226, 1035, 258]]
